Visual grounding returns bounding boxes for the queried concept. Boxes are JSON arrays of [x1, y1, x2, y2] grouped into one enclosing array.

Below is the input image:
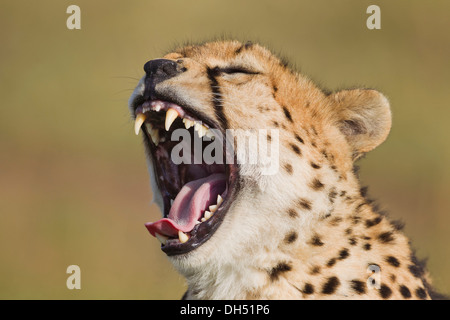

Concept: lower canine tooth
[[155, 233, 168, 245], [149, 128, 160, 145], [134, 113, 146, 135], [178, 230, 189, 243]]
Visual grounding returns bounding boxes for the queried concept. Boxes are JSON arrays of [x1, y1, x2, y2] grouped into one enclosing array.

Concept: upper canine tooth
[[178, 230, 189, 243], [217, 194, 223, 206], [134, 113, 146, 135], [165, 108, 179, 131]]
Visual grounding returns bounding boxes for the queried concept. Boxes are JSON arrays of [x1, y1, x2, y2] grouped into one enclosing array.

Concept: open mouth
[[132, 99, 238, 256]]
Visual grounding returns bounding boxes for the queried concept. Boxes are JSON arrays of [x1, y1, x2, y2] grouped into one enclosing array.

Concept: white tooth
[[134, 113, 146, 135], [217, 194, 223, 206], [205, 129, 215, 140], [201, 217, 206, 222], [149, 128, 160, 145], [204, 211, 212, 220], [165, 108, 179, 131], [155, 233, 168, 245], [183, 118, 194, 129], [154, 102, 162, 112], [195, 221, 201, 225], [209, 205, 218, 213], [178, 230, 189, 243], [194, 123, 208, 138]]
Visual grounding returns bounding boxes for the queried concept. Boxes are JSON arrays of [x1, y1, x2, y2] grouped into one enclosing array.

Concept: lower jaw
[[160, 166, 239, 256]]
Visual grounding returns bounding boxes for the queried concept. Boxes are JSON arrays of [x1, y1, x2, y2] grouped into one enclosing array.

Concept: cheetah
[[128, 40, 444, 300]]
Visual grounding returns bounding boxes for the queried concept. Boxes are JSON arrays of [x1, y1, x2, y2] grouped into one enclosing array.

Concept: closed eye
[[217, 66, 260, 75]]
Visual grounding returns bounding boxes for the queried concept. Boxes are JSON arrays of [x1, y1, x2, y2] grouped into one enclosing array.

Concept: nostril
[[144, 59, 179, 78]]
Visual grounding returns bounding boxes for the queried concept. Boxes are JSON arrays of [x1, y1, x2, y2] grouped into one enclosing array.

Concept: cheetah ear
[[330, 89, 392, 160]]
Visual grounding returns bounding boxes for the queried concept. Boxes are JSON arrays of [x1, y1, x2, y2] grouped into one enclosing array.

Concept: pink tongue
[[145, 173, 226, 238]]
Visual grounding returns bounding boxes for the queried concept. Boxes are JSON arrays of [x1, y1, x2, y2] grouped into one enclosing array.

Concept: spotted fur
[[130, 40, 444, 300]]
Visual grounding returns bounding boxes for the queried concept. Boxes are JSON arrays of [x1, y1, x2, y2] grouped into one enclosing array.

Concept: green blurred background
[[0, 0, 449, 299]]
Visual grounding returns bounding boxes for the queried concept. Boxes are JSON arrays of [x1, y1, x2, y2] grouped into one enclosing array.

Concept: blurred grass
[[0, 0, 449, 298]]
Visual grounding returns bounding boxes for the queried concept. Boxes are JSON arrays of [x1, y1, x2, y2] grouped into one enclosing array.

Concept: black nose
[[143, 59, 179, 80], [142, 59, 183, 100]]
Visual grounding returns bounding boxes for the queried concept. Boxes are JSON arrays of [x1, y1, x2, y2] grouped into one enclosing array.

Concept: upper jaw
[[130, 92, 240, 256]]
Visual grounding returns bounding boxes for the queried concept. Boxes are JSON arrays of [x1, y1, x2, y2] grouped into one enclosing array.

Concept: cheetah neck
[[181, 176, 430, 300]]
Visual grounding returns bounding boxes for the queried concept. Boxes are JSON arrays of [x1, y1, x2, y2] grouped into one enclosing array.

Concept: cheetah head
[[128, 40, 391, 280]]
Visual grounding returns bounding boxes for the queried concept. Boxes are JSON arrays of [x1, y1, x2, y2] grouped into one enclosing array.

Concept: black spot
[[349, 238, 357, 246], [235, 41, 253, 54], [282, 106, 293, 123], [363, 243, 371, 251], [290, 143, 302, 156], [299, 198, 312, 210], [321, 277, 340, 295], [310, 266, 321, 275], [267, 134, 272, 142], [340, 191, 347, 197], [310, 178, 324, 191], [408, 264, 424, 278], [328, 188, 338, 203], [415, 287, 427, 300], [269, 262, 292, 281], [310, 162, 321, 169], [287, 208, 298, 218], [284, 163, 293, 175], [350, 280, 366, 294], [386, 256, 400, 268], [378, 231, 395, 243], [338, 248, 350, 260], [365, 216, 382, 228], [295, 134, 304, 144], [303, 283, 314, 295], [390, 274, 397, 283], [273, 85, 278, 92], [326, 258, 336, 267], [351, 215, 361, 225], [272, 121, 279, 128], [285, 231, 298, 244], [391, 220, 405, 231], [360, 186, 369, 197], [311, 235, 324, 246], [399, 285, 412, 299], [235, 45, 244, 54], [379, 284, 392, 299], [329, 217, 342, 226]]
